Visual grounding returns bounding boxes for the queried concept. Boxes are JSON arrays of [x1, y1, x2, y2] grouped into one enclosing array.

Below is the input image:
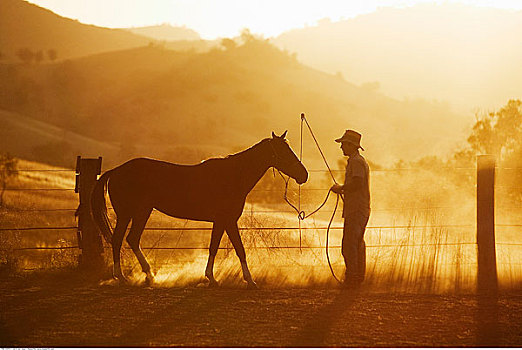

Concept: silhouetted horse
[[90, 131, 308, 288]]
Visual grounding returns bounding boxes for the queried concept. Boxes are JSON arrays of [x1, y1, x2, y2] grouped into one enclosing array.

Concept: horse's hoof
[[208, 280, 220, 288], [247, 281, 258, 290], [114, 275, 128, 285], [144, 276, 155, 287]]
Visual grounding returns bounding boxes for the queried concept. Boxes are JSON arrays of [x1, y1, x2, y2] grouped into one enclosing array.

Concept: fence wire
[[3, 167, 522, 253]]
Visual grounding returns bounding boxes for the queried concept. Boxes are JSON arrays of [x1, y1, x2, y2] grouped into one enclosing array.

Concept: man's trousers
[[342, 213, 369, 282]]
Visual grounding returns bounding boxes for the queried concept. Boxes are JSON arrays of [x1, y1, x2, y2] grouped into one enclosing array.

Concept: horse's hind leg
[[205, 222, 225, 286], [112, 214, 131, 282], [126, 208, 154, 285], [225, 221, 257, 289]]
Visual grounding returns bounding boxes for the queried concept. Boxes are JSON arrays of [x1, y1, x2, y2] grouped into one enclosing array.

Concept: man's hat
[[335, 129, 364, 150]]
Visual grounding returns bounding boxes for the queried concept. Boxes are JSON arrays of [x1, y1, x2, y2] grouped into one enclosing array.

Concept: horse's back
[[108, 157, 206, 194], [106, 157, 241, 220], [113, 157, 189, 177]]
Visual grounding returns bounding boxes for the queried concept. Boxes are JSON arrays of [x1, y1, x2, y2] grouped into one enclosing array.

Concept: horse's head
[[268, 131, 308, 185]]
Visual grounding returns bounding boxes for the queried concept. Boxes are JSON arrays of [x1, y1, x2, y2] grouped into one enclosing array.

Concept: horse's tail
[[90, 170, 113, 244]]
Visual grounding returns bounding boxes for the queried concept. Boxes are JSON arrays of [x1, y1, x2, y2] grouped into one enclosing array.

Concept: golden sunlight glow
[[2, 0, 522, 346], [25, 0, 522, 39]]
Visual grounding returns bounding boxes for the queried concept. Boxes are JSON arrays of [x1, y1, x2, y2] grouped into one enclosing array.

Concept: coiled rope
[[276, 113, 343, 284]]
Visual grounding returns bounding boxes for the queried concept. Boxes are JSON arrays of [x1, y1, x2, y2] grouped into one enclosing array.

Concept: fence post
[[476, 155, 498, 294], [75, 156, 104, 271]]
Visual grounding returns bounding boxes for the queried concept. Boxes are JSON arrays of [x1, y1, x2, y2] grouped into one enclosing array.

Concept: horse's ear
[[281, 130, 288, 139], [272, 131, 277, 139]]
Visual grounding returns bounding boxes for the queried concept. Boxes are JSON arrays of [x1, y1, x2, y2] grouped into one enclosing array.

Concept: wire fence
[[3, 242, 522, 252], [3, 166, 522, 254]]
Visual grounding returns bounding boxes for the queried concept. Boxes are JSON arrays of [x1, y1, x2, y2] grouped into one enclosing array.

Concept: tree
[[16, 48, 34, 64], [240, 28, 256, 43], [467, 99, 522, 160], [0, 154, 18, 207], [221, 38, 237, 51], [34, 50, 44, 64], [47, 49, 57, 61]]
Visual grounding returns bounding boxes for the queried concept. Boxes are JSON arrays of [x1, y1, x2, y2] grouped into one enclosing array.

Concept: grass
[[1, 158, 521, 293], [0, 159, 78, 272]]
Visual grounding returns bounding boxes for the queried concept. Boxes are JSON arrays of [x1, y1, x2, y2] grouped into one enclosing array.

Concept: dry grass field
[[1, 159, 522, 347]]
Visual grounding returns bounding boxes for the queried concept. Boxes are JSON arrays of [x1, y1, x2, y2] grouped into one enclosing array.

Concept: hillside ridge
[[274, 3, 522, 111], [0, 0, 152, 61]]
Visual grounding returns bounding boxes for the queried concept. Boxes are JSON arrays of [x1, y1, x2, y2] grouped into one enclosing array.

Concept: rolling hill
[[122, 24, 218, 53], [0, 38, 469, 168], [123, 24, 201, 42], [0, 0, 479, 168], [0, 110, 119, 168], [0, 0, 152, 61], [274, 4, 522, 112]]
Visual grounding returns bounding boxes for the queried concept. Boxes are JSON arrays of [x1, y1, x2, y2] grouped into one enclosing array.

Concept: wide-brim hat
[[335, 129, 364, 151]]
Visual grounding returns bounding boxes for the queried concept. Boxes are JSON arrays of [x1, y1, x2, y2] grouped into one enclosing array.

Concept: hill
[[0, 0, 152, 62], [274, 4, 522, 112], [0, 110, 119, 168], [0, 38, 468, 167], [123, 24, 201, 41], [122, 24, 217, 53]]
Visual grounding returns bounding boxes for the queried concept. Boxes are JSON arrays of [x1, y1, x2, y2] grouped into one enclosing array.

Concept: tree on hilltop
[[47, 49, 57, 62], [16, 48, 34, 64], [240, 28, 256, 43], [0, 154, 18, 207], [221, 38, 237, 51], [34, 50, 44, 64]]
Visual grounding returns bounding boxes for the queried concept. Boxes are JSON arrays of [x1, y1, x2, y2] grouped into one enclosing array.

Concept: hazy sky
[[27, 0, 522, 39]]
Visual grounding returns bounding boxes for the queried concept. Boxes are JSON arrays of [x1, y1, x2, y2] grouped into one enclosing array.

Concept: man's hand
[[330, 183, 343, 194]]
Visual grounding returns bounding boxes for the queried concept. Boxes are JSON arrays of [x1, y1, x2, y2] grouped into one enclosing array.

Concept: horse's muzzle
[[296, 171, 308, 185]]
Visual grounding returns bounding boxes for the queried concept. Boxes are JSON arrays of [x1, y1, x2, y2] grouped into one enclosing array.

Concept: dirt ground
[[1, 272, 522, 347]]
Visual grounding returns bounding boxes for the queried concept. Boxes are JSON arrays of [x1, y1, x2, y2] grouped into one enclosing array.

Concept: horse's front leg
[[205, 222, 225, 286], [225, 221, 258, 289]]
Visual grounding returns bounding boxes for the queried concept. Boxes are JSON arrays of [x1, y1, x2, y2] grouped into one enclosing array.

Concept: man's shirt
[[343, 151, 371, 218]]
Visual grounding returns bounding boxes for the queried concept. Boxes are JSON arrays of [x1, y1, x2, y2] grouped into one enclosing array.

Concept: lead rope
[[300, 113, 343, 284], [277, 113, 343, 284], [298, 114, 303, 251]]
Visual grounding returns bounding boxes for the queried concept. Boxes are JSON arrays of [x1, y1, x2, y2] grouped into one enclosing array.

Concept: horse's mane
[[202, 138, 271, 163], [226, 138, 272, 159]]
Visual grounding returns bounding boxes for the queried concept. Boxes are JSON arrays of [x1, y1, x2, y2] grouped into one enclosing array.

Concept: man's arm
[[330, 176, 363, 194]]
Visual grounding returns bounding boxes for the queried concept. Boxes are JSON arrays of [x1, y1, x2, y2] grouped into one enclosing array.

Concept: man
[[330, 129, 370, 287]]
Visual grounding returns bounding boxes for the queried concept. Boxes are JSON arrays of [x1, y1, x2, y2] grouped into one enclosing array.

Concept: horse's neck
[[234, 141, 271, 194]]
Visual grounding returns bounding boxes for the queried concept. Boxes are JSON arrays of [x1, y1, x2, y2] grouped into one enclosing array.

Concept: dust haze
[[1, 0, 521, 291]]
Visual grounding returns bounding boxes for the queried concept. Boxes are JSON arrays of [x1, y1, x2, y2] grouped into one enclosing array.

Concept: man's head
[[335, 129, 364, 156], [340, 141, 359, 156]]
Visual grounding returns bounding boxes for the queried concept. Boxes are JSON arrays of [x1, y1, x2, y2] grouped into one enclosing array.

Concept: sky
[[26, 0, 522, 39]]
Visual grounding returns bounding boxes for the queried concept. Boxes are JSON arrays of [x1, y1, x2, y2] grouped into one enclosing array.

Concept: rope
[[300, 113, 338, 184], [299, 116, 303, 250], [300, 113, 343, 283], [275, 169, 332, 220], [325, 192, 343, 283], [273, 113, 344, 284], [276, 170, 342, 283]]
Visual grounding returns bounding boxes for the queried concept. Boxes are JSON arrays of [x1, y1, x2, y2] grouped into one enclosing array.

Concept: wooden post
[[476, 155, 498, 294], [75, 156, 104, 271]]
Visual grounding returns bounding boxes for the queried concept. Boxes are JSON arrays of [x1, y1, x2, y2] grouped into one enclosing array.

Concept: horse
[[90, 131, 308, 288]]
